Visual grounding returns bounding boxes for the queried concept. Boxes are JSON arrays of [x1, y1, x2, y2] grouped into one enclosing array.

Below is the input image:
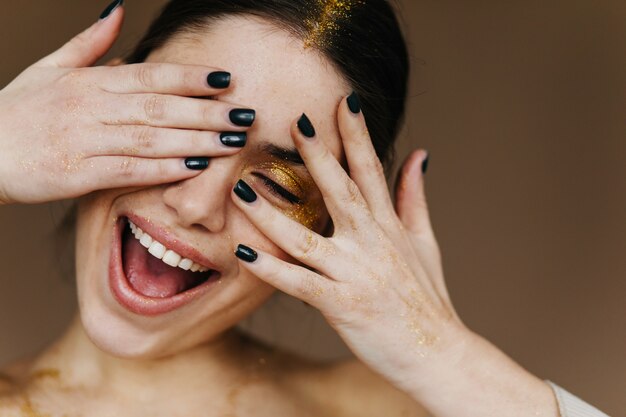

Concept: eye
[[252, 173, 303, 205]]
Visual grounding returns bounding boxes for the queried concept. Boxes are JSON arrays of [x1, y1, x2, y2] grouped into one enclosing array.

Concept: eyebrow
[[258, 142, 305, 166]]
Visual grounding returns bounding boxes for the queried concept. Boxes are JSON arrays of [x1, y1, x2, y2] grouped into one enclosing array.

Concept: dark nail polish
[[233, 179, 257, 203], [235, 244, 258, 263], [229, 109, 256, 127], [297, 113, 316, 138], [220, 132, 247, 148], [207, 71, 231, 89], [185, 157, 209, 170], [421, 153, 430, 174], [347, 91, 361, 114], [99, 0, 124, 20]]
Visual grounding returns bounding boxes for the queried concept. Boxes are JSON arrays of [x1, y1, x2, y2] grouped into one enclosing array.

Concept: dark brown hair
[[126, 0, 409, 170]]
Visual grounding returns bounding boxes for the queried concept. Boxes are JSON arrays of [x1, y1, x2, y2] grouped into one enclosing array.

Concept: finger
[[105, 94, 256, 131], [96, 63, 234, 96], [36, 0, 124, 68], [339, 92, 398, 223], [234, 244, 333, 309], [84, 156, 207, 191], [230, 179, 339, 277], [92, 126, 246, 158], [290, 113, 371, 232], [395, 149, 433, 236]]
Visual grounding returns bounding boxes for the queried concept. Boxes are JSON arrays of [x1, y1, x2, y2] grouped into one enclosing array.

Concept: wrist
[[402, 324, 558, 417]]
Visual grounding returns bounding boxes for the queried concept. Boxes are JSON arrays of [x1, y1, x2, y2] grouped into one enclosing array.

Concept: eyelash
[[252, 173, 303, 205]]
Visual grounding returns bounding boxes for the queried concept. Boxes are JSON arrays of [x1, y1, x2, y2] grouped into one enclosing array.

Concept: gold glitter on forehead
[[304, 0, 365, 48]]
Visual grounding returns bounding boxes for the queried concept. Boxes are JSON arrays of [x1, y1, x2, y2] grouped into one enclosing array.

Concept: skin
[[0, 4, 569, 417], [0, 16, 428, 417]]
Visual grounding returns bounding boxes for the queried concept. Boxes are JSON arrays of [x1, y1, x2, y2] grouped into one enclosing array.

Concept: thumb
[[36, 0, 125, 68], [394, 149, 433, 236]]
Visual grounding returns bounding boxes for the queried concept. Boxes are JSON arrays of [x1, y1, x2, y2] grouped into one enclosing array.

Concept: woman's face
[[75, 16, 348, 359]]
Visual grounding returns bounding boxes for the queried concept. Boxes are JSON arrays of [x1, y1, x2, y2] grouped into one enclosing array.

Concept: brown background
[[1, 0, 625, 414]]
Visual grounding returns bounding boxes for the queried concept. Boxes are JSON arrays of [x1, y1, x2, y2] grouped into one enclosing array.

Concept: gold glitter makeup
[[257, 161, 307, 197], [19, 394, 49, 417], [247, 161, 324, 230], [304, 0, 365, 48], [28, 369, 60, 381]]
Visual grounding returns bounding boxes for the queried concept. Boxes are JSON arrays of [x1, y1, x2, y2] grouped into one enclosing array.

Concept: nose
[[163, 159, 234, 232]]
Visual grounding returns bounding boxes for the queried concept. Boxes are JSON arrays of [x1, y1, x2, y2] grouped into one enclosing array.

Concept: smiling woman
[[0, 1, 612, 417]]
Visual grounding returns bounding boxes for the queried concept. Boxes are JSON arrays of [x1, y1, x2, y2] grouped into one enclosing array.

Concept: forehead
[[147, 16, 349, 159]]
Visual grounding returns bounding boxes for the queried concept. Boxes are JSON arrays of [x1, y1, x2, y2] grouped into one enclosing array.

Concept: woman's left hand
[[232, 93, 561, 417], [231, 93, 465, 389]]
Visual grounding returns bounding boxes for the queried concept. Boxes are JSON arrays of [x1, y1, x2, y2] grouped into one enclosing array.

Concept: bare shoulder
[[284, 357, 430, 417]]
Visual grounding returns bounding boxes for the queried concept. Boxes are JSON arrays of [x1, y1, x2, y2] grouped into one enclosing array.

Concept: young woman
[[0, 1, 609, 416]]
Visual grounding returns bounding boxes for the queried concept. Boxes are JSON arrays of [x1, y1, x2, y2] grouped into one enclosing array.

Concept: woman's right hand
[[0, 3, 253, 205]]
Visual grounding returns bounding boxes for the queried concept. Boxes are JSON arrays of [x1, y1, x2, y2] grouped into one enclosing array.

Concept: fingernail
[[185, 157, 209, 170], [421, 153, 430, 174], [220, 132, 247, 148], [233, 179, 257, 203], [347, 91, 361, 114], [297, 113, 316, 138], [229, 109, 256, 127], [207, 71, 231, 89], [235, 244, 258, 263], [99, 0, 124, 20]]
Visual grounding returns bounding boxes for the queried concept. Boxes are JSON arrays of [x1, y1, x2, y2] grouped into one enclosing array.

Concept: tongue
[[122, 227, 207, 298]]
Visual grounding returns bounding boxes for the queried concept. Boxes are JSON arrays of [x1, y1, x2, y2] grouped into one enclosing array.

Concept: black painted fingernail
[[220, 132, 247, 148], [233, 179, 257, 203], [347, 91, 361, 114], [235, 244, 258, 263], [99, 0, 124, 20], [297, 113, 316, 138], [421, 153, 430, 174], [229, 109, 256, 127], [207, 71, 231, 89], [185, 157, 209, 170]]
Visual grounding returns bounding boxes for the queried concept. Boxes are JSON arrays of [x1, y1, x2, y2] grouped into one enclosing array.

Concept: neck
[[26, 314, 270, 403]]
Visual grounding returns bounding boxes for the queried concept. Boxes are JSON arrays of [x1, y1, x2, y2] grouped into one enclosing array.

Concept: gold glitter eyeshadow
[[258, 161, 322, 229], [243, 161, 324, 230], [282, 199, 323, 230], [257, 161, 308, 196], [304, 0, 365, 48]]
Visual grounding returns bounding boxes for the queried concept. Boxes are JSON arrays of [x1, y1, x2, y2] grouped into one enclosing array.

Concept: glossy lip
[[109, 215, 221, 316]]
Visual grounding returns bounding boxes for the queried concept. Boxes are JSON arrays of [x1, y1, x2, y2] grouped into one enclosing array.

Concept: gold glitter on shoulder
[[304, 0, 365, 48]]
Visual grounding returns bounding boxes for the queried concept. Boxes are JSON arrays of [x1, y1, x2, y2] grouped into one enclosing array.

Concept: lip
[[109, 215, 221, 316]]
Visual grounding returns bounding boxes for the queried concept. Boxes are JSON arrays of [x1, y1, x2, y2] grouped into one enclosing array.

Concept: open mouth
[[109, 216, 221, 315], [123, 220, 214, 298]]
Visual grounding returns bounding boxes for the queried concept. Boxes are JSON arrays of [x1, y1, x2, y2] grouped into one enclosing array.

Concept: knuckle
[[134, 65, 156, 89], [71, 32, 91, 51], [155, 160, 171, 179], [316, 144, 333, 161], [294, 229, 321, 259], [344, 178, 362, 203], [297, 275, 322, 298], [117, 157, 139, 178], [368, 156, 385, 178], [131, 127, 155, 150], [143, 95, 167, 122]]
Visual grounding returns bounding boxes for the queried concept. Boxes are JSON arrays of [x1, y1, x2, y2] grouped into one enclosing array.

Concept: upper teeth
[[129, 221, 210, 273]]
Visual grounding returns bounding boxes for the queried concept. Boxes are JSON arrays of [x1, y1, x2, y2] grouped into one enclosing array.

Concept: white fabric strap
[[546, 381, 610, 417]]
